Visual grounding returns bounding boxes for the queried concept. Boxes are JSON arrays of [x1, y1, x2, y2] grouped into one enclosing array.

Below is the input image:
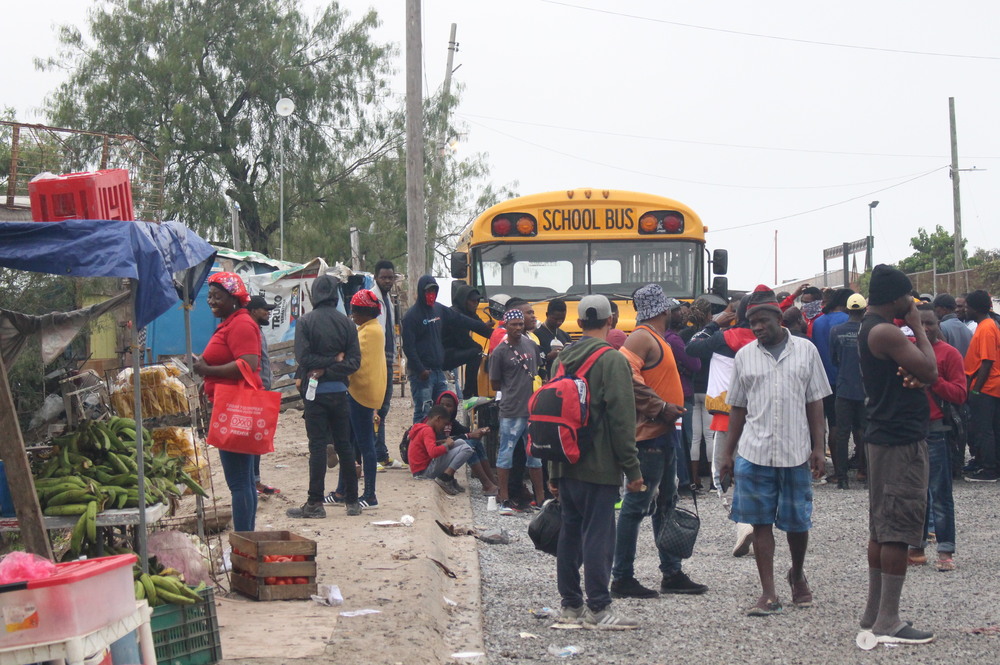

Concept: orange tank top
[[633, 324, 684, 407]]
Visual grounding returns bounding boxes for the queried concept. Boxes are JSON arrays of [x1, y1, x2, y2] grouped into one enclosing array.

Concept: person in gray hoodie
[[288, 275, 362, 518]]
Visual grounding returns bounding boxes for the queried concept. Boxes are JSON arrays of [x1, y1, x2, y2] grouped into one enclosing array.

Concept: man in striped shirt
[[719, 285, 830, 616]]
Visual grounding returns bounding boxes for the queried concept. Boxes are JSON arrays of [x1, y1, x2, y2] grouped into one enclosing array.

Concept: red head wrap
[[207, 272, 250, 306], [350, 289, 382, 313]]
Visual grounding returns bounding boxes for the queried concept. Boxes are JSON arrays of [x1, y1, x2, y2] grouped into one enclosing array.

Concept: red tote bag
[[207, 359, 280, 455]]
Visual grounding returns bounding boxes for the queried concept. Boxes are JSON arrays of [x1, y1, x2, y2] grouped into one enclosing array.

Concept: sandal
[[787, 570, 813, 608], [936, 556, 955, 572], [256, 482, 280, 495], [747, 599, 783, 617]]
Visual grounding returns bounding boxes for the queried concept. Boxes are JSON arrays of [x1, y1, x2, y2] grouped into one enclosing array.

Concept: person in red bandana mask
[[401, 275, 493, 423]]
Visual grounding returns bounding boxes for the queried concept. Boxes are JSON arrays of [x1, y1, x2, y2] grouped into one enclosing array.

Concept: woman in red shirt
[[193, 272, 261, 532]]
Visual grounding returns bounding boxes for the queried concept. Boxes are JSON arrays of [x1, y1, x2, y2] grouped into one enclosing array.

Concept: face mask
[[425, 291, 437, 307]]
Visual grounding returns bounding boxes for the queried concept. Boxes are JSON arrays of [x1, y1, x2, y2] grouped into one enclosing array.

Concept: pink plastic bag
[[0, 551, 58, 584]]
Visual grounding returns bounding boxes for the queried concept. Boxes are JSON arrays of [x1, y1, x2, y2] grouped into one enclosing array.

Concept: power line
[[465, 118, 948, 190], [539, 0, 1000, 61], [459, 111, 979, 159], [712, 166, 948, 232]]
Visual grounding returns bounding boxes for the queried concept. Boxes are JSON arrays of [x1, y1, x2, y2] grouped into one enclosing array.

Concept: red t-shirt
[[407, 423, 447, 475], [201, 308, 261, 402], [927, 339, 967, 421]]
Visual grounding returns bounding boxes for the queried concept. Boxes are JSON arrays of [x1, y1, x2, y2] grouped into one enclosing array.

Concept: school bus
[[449, 188, 729, 335]]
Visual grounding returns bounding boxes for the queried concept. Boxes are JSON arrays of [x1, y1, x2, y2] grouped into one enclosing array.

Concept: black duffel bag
[[528, 498, 561, 556]]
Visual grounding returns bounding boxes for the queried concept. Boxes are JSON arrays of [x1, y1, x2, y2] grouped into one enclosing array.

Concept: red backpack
[[526, 344, 613, 464]]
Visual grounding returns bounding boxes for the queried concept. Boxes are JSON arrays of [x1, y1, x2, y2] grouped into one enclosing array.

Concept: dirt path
[[182, 395, 485, 665]]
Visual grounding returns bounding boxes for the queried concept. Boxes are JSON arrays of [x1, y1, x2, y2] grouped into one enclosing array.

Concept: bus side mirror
[[712, 276, 729, 300], [450, 252, 468, 279], [712, 249, 728, 275]]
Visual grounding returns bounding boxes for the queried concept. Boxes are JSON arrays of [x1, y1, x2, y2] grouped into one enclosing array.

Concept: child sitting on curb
[[408, 405, 474, 496]]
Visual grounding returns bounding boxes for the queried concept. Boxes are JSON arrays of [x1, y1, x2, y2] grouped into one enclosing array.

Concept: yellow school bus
[[449, 188, 729, 335]]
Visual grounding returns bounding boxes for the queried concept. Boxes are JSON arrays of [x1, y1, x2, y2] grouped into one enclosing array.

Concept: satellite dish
[[275, 98, 295, 117]]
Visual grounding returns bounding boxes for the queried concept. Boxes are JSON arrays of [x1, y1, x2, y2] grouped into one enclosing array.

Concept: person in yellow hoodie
[[348, 289, 388, 508]]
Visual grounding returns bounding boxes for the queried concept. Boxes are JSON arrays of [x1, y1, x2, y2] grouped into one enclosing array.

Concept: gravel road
[[471, 475, 1000, 664]]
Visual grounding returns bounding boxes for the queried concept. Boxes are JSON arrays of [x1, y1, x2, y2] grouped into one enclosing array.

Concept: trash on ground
[[964, 625, 1000, 635], [400, 514, 415, 525], [475, 528, 511, 545], [311, 584, 344, 606], [519, 632, 540, 639], [339, 608, 381, 617], [428, 557, 457, 578], [371, 520, 407, 527], [437, 520, 477, 536], [547, 645, 581, 657], [443, 596, 457, 606], [451, 652, 485, 664]]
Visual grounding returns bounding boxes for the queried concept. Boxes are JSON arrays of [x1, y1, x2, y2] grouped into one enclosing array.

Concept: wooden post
[[0, 354, 53, 559]]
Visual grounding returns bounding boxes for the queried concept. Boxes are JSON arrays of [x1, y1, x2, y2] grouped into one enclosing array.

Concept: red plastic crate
[[28, 169, 135, 222]]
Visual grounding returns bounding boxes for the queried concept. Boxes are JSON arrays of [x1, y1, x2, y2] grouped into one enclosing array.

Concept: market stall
[[0, 219, 216, 570]]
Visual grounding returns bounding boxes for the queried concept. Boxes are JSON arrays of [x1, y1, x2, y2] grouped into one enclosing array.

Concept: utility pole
[[350, 226, 361, 271], [773, 229, 777, 285], [949, 97, 964, 271], [405, 0, 426, 303], [426, 23, 459, 274]]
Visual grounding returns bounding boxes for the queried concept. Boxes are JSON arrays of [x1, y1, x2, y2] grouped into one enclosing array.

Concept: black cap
[[247, 295, 276, 310]]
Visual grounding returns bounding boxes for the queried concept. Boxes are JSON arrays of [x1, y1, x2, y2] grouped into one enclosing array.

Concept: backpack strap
[[556, 344, 613, 379]]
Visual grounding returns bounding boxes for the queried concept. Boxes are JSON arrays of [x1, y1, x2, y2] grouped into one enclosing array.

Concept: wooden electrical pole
[[0, 355, 53, 559], [425, 23, 459, 273], [949, 97, 965, 271], [405, 0, 426, 302]]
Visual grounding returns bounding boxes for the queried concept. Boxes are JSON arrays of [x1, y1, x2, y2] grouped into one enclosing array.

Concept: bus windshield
[[474, 240, 702, 301]]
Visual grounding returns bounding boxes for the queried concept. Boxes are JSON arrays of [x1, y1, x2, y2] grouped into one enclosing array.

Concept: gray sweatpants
[[419, 440, 474, 478]]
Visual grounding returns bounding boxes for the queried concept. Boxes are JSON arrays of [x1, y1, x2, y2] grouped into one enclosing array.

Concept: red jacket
[[927, 339, 967, 421], [407, 423, 448, 474]]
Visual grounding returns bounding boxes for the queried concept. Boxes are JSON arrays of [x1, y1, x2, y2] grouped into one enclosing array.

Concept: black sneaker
[[323, 491, 344, 505], [660, 571, 708, 595], [435, 475, 460, 495], [837, 478, 849, 490], [875, 624, 935, 644], [610, 577, 660, 599], [345, 502, 362, 516], [965, 469, 1000, 482], [286, 502, 326, 519]]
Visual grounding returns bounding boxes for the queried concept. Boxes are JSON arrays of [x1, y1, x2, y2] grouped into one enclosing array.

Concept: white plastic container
[[0, 554, 136, 648]]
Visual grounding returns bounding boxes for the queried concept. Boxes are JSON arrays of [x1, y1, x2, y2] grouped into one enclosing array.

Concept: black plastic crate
[[150, 587, 222, 665]]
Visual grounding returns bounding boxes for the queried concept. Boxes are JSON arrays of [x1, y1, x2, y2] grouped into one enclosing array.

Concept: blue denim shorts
[[496, 416, 540, 469], [467, 437, 488, 465], [730, 457, 813, 532]]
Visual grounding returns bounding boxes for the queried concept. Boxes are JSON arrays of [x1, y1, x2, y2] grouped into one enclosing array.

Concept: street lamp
[[276, 97, 295, 261], [866, 200, 879, 272]]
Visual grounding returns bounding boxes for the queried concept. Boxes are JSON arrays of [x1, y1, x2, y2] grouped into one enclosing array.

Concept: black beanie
[[868, 264, 912, 306]]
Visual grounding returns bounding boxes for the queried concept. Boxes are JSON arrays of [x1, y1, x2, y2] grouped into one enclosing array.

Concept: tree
[[895, 225, 969, 274], [39, 0, 395, 257], [972, 248, 1000, 294]]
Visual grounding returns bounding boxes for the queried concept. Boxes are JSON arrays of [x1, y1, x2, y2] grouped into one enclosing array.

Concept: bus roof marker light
[[492, 216, 512, 236], [639, 214, 659, 233], [584, 189, 592, 199], [602, 190, 610, 199], [566, 190, 575, 199], [663, 215, 683, 233], [515, 216, 536, 236]]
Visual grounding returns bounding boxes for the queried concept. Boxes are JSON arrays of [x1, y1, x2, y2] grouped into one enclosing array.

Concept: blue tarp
[[0, 220, 216, 328]]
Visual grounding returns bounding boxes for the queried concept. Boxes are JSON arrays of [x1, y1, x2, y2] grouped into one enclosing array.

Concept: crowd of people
[[192, 260, 1000, 644]]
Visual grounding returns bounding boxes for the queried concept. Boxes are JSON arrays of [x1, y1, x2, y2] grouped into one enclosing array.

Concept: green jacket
[[548, 336, 641, 486]]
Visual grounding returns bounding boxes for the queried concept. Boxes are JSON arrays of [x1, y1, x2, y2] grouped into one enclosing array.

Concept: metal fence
[[905, 268, 975, 296], [2, 121, 164, 222]]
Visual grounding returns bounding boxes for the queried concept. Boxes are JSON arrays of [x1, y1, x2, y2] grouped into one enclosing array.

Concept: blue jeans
[[219, 450, 256, 532], [376, 359, 393, 462], [496, 416, 541, 469], [409, 369, 448, 423], [349, 396, 378, 501], [923, 431, 956, 553], [612, 432, 681, 581]]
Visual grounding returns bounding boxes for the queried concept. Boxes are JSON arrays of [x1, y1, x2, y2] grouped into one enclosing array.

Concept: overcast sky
[[8, 1, 999, 290]]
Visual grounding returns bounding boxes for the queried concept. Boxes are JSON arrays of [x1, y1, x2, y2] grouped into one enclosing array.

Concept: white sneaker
[[550, 605, 587, 629], [733, 523, 754, 557]]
